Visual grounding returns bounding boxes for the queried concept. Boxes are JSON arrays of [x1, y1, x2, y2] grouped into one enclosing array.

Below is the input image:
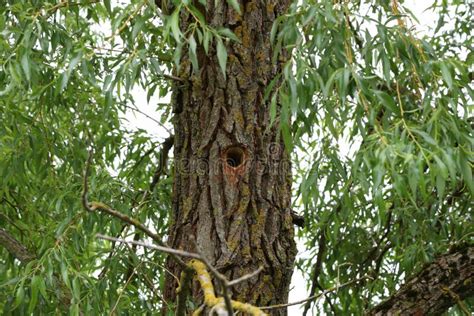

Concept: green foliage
[[0, 0, 173, 313], [0, 0, 472, 315], [273, 0, 473, 314]]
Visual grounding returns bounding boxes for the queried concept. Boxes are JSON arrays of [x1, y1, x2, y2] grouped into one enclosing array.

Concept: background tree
[[0, 0, 472, 315]]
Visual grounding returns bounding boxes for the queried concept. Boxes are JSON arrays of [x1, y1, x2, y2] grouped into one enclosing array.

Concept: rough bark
[[163, 1, 296, 314], [369, 245, 474, 315], [0, 228, 35, 263]]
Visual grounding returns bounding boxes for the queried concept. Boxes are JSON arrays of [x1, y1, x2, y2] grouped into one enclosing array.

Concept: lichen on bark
[[163, 0, 296, 314]]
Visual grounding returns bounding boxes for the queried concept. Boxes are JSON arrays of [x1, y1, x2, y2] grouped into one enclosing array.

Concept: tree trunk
[[163, 1, 296, 314], [369, 245, 474, 315]]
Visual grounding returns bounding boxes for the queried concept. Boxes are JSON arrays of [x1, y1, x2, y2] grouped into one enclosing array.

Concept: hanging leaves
[[0, 0, 472, 315]]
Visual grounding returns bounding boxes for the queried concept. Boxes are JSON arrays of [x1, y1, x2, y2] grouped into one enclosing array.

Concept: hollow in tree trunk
[[163, 1, 296, 314]]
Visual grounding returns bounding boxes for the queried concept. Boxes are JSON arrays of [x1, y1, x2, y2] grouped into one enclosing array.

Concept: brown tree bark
[[163, 1, 296, 314], [369, 245, 474, 315], [0, 228, 35, 263]]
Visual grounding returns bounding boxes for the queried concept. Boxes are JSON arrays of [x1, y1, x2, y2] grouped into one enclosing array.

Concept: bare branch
[[228, 266, 264, 287], [97, 234, 268, 315], [110, 262, 143, 316], [193, 241, 234, 315], [162, 73, 185, 82], [261, 275, 371, 311], [96, 234, 200, 261], [123, 104, 173, 135], [189, 259, 268, 316]]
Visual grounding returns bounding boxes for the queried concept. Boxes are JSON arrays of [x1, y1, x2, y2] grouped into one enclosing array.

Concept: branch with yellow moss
[[189, 259, 267, 316], [95, 235, 267, 315]]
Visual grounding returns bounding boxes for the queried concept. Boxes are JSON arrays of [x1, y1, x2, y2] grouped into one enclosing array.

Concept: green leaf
[[281, 121, 293, 153], [188, 5, 206, 25], [459, 150, 474, 195], [0, 82, 14, 96], [374, 90, 399, 114], [132, 17, 145, 41], [59, 72, 69, 92], [439, 61, 453, 89], [203, 30, 211, 54], [72, 277, 81, 301], [173, 41, 183, 70], [264, 73, 281, 101], [216, 38, 227, 78], [412, 129, 437, 146], [226, 0, 241, 14], [270, 17, 281, 45], [170, 9, 181, 42], [433, 155, 448, 179], [436, 174, 445, 198], [71, 304, 80, 316], [188, 34, 198, 72], [217, 28, 240, 42], [60, 262, 70, 288], [29, 275, 41, 313], [21, 54, 31, 82], [68, 52, 83, 74], [104, 0, 111, 13], [14, 284, 25, 309], [0, 277, 20, 289], [323, 69, 342, 97]]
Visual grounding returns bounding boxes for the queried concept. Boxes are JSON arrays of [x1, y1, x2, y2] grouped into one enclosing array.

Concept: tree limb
[[369, 244, 474, 315], [96, 234, 266, 315], [260, 274, 371, 311], [189, 259, 267, 316], [0, 228, 35, 263]]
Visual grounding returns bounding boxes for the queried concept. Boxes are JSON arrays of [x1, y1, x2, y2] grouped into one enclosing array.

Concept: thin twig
[[122, 104, 174, 134], [96, 234, 199, 261], [260, 275, 371, 310], [97, 234, 269, 315], [43, 0, 100, 16], [108, 1, 146, 39], [228, 266, 264, 287], [109, 262, 142, 316], [81, 149, 94, 212], [162, 73, 185, 82]]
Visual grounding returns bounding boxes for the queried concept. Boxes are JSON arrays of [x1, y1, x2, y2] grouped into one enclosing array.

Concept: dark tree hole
[[226, 147, 245, 167]]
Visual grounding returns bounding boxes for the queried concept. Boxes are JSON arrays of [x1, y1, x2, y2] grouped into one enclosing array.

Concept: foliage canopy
[[0, 0, 472, 314]]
